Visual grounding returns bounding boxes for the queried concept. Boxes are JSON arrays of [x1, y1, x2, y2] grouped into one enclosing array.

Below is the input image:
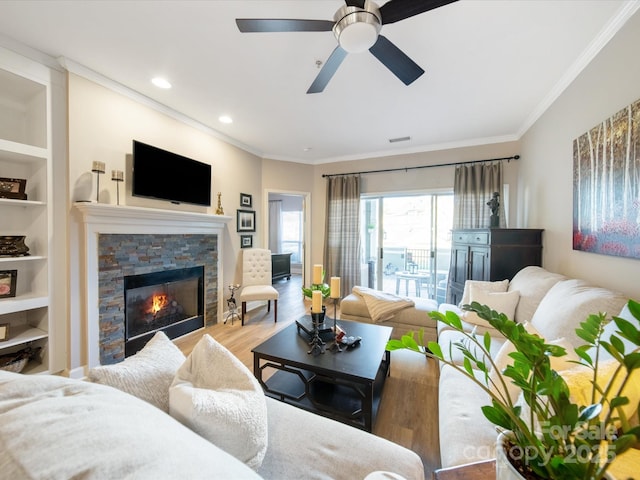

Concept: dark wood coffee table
[[252, 318, 392, 432]]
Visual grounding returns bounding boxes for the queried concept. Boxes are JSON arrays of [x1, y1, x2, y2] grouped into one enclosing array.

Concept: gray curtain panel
[[453, 162, 505, 229], [268, 200, 282, 253], [323, 175, 361, 297]]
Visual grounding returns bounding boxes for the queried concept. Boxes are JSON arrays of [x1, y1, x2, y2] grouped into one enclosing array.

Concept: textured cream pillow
[[460, 279, 509, 306], [88, 331, 185, 412], [462, 284, 520, 327], [169, 334, 268, 470]]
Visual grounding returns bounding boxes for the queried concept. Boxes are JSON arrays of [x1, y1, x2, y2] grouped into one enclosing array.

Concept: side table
[[432, 460, 495, 480]]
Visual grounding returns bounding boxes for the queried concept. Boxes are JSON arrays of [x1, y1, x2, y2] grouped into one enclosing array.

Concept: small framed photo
[[240, 193, 252, 208], [0, 323, 8, 341], [237, 209, 256, 232], [0, 270, 17, 298], [0, 177, 27, 200], [240, 235, 253, 249]]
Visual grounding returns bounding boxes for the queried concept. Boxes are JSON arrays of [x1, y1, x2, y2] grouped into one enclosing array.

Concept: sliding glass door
[[361, 192, 453, 303]]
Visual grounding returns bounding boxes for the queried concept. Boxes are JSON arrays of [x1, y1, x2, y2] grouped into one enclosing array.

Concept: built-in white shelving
[[0, 47, 55, 374]]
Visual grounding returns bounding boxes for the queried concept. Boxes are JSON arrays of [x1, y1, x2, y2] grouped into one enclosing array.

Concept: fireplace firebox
[[124, 266, 204, 356]]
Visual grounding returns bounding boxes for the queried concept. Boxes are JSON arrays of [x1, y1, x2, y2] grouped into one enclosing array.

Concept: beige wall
[[67, 74, 263, 372], [518, 10, 640, 300]]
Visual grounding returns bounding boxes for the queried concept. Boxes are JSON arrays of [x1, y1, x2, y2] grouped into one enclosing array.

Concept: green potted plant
[[387, 300, 640, 480]]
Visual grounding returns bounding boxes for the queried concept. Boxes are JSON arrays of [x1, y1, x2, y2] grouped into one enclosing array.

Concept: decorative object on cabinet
[[215, 192, 224, 215], [0, 177, 27, 200], [0, 236, 29, 257], [447, 228, 543, 305], [486, 191, 500, 228], [236, 209, 256, 232], [0, 270, 17, 298], [240, 235, 253, 248], [573, 96, 640, 260], [111, 170, 124, 205], [0, 323, 8, 341], [91, 161, 105, 203], [240, 192, 252, 208]]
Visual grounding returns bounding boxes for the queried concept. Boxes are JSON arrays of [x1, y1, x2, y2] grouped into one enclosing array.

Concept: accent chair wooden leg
[[274, 299, 277, 323], [241, 302, 246, 326], [267, 300, 271, 312]]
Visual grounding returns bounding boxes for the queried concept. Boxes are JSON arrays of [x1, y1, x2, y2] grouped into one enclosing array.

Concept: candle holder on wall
[[91, 161, 105, 203], [111, 170, 124, 205]]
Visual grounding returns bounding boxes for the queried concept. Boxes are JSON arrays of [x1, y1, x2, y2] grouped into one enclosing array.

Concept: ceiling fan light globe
[[338, 22, 379, 53], [333, 2, 381, 54]]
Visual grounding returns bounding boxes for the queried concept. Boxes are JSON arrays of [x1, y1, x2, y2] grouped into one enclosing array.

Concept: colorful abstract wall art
[[573, 97, 640, 259]]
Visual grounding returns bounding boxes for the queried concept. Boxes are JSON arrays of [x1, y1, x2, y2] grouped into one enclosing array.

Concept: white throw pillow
[[489, 331, 578, 403], [460, 279, 509, 307], [88, 331, 185, 412], [169, 334, 268, 470], [462, 285, 520, 327]]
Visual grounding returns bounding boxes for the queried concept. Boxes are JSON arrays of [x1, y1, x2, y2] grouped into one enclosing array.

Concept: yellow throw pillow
[[559, 358, 640, 423]]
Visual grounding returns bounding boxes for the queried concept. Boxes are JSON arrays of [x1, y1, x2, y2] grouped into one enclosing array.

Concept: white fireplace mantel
[[75, 203, 232, 372]]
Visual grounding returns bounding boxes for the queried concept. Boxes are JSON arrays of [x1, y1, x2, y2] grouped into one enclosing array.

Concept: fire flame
[[150, 294, 168, 316]]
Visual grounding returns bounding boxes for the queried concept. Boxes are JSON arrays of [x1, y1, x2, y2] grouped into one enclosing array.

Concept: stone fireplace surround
[[75, 203, 231, 371]]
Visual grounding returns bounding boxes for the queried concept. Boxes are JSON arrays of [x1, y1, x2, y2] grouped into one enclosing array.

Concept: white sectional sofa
[[436, 266, 634, 468], [0, 332, 425, 480]]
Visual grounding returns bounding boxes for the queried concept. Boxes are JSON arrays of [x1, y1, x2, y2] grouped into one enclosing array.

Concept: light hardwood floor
[[174, 275, 441, 478]]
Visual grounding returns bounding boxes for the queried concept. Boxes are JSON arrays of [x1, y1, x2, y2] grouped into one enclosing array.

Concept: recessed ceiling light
[[151, 77, 172, 89], [219, 115, 233, 124]]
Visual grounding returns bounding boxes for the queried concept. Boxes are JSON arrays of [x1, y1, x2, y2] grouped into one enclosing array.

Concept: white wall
[[518, 10, 640, 300]]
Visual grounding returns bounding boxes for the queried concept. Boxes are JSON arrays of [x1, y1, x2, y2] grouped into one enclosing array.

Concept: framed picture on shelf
[[240, 235, 253, 249], [0, 270, 17, 298], [0, 177, 27, 200], [237, 209, 256, 232], [0, 323, 8, 341], [240, 193, 252, 208]]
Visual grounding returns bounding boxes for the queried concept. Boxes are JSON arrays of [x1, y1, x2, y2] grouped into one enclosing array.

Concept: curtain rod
[[321, 154, 520, 178]]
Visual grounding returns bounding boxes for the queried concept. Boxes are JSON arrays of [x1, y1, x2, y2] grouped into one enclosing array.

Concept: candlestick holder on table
[[91, 161, 105, 203], [307, 302, 326, 355]]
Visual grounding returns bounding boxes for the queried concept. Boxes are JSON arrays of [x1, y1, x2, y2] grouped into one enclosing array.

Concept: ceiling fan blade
[[345, 0, 366, 7], [379, 0, 458, 25], [369, 35, 424, 85], [236, 18, 334, 33], [307, 46, 348, 94]]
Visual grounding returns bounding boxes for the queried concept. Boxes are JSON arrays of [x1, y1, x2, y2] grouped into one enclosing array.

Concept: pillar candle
[[92, 161, 105, 173], [330, 277, 341, 298], [311, 290, 322, 313], [312, 264, 323, 285]]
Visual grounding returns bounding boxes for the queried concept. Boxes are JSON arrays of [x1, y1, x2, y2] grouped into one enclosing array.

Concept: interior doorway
[[264, 190, 310, 285], [361, 192, 453, 303]]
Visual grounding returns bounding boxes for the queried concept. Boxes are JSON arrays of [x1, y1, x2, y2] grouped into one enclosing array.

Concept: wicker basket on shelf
[[0, 346, 41, 373]]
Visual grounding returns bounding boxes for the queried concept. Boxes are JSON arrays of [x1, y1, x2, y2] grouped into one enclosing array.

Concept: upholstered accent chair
[[239, 248, 278, 326]]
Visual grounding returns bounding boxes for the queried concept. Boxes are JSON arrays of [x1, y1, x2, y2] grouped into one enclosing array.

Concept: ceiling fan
[[236, 0, 458, 94]]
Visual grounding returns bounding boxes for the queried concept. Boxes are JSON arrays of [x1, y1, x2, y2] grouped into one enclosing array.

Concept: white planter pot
[[496, 432, 525, 480]]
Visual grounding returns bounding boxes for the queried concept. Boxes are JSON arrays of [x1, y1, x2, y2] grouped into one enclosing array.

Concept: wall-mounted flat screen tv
[[132, 140, 211, 206]]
